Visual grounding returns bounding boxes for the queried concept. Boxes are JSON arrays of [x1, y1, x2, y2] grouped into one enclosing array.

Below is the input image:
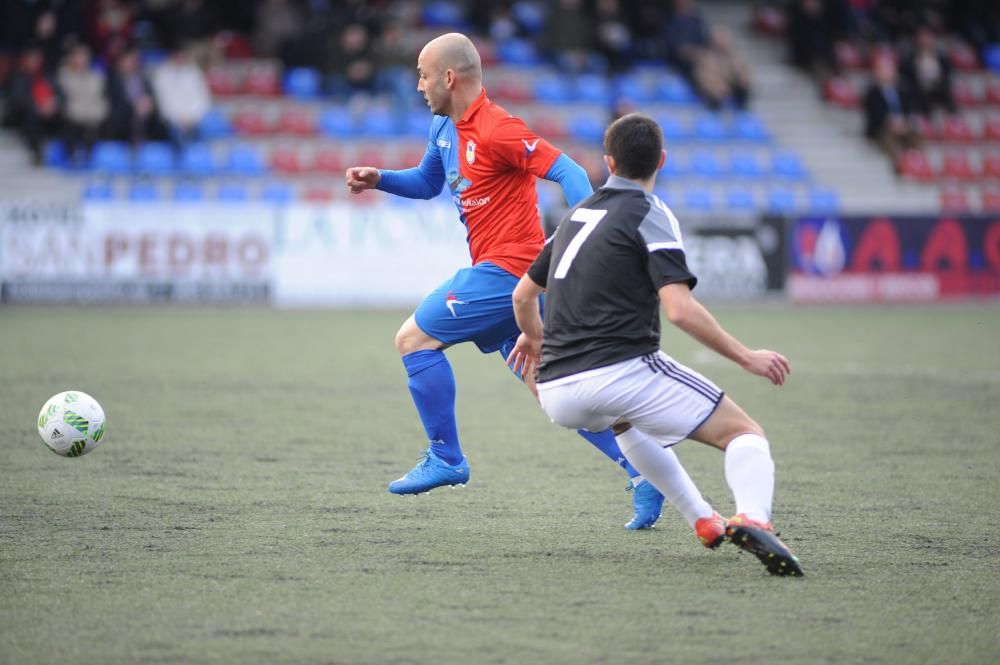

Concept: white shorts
[[536, 351, 724, 446]]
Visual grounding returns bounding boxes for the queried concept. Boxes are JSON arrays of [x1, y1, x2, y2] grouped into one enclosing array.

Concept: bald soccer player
[[346, 34, 725, 544]]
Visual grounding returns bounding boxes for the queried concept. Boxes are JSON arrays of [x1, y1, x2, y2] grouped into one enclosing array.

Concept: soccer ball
[[37, 391, 107, 457]]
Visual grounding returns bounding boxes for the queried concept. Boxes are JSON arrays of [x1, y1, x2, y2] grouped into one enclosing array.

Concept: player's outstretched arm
[[658, 283, 790, 386], [509, 274, 546, 378], [345, 146, 445, 200]]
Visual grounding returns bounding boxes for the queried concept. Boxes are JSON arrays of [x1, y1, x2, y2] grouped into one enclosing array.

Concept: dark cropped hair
[[603, 113, 663, 181]]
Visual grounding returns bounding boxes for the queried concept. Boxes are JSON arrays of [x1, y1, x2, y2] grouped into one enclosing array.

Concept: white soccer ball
[[37, 391, 107, 457]]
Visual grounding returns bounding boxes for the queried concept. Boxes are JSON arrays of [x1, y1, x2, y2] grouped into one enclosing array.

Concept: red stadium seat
[[835, 41, 865, 71], [911, 115, 939, 142], [232, 109, 272, 136], [981, 154, 1000, 180], [302, 186, 335, 203], [940, 153, 976, 180], [243, 63, 280, 97], [952, 79, 981, 107], [207, 66, 241, 97], [531, 115, 567, 140], [277, 109, 315, 136], [824, 77, 860, 108], [941, 116, 975, 142], [949, 41, 980, 72], [310, 148, 344, 174], [270, 147, 304, 174], [986, 78, 1000, 106], [398, 146, 427, 168], [897, 150, 934, 181], [939, 188, 971, 212], [984, 117, 1000, 141], [491, 78, 532, 102], [981, 189, 1000, 210], [355, 147, 385, 167]]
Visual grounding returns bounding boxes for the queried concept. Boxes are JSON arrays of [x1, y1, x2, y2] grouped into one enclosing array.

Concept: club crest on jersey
[[465, 140, 477, 164]]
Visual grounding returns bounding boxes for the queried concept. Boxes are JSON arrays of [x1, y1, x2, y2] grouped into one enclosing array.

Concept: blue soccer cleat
[[388, 448, 470, 495], [625, 479, 665, 529]]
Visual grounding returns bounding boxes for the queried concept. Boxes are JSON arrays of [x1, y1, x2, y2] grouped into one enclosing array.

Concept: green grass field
[[1, 304, 998, 665]]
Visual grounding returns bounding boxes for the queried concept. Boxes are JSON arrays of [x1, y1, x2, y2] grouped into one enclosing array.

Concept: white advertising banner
[[272, 202, 471, 306], [1, 203, 273, 302]]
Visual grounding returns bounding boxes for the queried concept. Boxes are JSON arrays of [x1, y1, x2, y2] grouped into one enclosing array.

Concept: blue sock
[[402, 350, 463, 465], [576, 428, 642, 479]]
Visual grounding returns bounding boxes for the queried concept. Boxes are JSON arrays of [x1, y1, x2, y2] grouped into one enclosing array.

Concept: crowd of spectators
[[0, 0, 756, 167], [782, 0, 999, 167]]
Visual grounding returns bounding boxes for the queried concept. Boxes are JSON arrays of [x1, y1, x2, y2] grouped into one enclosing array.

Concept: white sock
[[724, 433, 775, 523], [616, 429, 714, 527]]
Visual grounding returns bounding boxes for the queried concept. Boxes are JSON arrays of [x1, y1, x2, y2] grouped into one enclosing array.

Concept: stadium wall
[[2, 203, 997, 304]]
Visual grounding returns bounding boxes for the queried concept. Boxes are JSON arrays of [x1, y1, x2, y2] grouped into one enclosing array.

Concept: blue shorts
[[415, 262, 524, 354]]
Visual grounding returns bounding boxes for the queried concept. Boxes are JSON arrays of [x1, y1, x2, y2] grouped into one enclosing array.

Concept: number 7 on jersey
[[553, 207, 607, 279]]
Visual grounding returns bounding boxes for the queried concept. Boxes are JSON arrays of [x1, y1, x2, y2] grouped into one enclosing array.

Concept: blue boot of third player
[[388, 448, 470, 495], [625, 479, 665, 530]]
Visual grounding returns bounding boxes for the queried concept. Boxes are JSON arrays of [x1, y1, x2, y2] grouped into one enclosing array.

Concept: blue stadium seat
[[656, 115, 687, 142], [283, 67, 322, 100], [406, 110, 429, 137], [261, 182, 295, 205], [684, 187, 715, 212], [198, 108, 232, 139], [173, 182, 205, 202], [225, 143, 267, 176], [135, 142, 175, 175], [615, 74, 657, 103], [690, 151, 725, 177], [44, 141, 68, 169], [179, 143, 216, 177], [534, 75, 574, 104], [660, 153, 688, 178], [984, 45, 1000, 74], [91, 141, 131, 174], [568, 115, 605, 143], [317, 108, 355, 138], [512, 2, 545, 34], [808, 187, 840, 213], [82, 181, 114, 201], [772, 151, 809, 180], [575, 73, 611, 104], [422, 1, 465, 27], [127, 181, 159, 201], [726, 188, 757, 212], [496, 38, 541, 66], [656, 75, 698, 105], [732, 112, 770, 142], [767, 188, 797, 213], [363, 107, 402, 137], [692, 114, 727, 141], [217, 183, 250, 202], [729, 151, 765, 178]]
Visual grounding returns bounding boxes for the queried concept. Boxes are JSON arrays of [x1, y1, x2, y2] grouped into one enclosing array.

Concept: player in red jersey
[[346, 34, 722, 543]]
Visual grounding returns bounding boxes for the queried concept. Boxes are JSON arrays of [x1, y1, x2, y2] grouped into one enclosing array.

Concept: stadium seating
[[91, 142, 131, 174]]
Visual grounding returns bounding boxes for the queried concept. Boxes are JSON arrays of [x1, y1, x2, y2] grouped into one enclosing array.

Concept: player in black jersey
[[508, 113, 803, 576]]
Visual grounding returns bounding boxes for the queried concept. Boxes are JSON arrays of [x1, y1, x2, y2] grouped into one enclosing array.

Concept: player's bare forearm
[[658, 283, 790, 385], [509, 275, 545, 377]]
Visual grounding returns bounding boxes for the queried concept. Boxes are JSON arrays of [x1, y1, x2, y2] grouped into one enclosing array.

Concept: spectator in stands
[[151, 45, 211, 147], [107, 48, 164, 145], [663, 0, 711, 81], [899, 26, 956, 119], [542, 0, 596, 73], [695, 27, 752, 110], [373, 19, 418, 109], [786, 0, 838, 85], [165, 0, 220, 67], [325, 23, 376, 99], [594, 0, 632, 72], [6, 46, 61, 166], [252, 0, 304, 59], [86, 0, 133, 64], [863, 55, 921, 165], [56, 44, 109, 166]]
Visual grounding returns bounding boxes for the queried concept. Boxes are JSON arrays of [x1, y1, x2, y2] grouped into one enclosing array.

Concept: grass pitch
[[1, 303, 998, 665]]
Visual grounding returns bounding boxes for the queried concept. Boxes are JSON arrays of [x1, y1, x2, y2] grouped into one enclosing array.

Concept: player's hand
[[742, 349, 790, 386], [345, 166, 380, 194], [507, 333, 542, 381]]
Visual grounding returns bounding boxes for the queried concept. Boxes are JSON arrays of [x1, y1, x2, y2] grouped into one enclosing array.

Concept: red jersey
[[441, 89, 562, 277]]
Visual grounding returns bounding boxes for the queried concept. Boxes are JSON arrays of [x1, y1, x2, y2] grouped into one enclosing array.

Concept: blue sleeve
[[376, 147, 445, 200], [543, 153, 593, 207]]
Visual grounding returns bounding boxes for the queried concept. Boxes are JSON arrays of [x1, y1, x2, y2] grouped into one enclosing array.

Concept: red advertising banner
[[788, 215, 1000, 302]]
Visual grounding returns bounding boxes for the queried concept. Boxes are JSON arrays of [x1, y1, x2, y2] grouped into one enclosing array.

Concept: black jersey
[[528, 175, 697, 383]]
